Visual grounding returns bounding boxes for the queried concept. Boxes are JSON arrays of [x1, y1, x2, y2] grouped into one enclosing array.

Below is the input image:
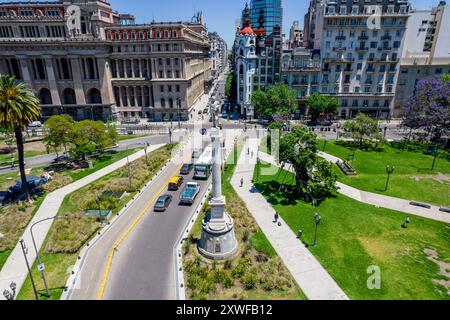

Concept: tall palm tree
[[0, 75, 41, 199]]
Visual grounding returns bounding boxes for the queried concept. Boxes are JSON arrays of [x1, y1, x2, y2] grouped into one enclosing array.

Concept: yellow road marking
[[97, 163, 184, 300]]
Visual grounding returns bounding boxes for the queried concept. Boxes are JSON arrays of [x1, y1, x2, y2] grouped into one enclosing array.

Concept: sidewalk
[[258, 151, 450, 224], [231, 137, 349, 300], [0, 144, 165, 300]]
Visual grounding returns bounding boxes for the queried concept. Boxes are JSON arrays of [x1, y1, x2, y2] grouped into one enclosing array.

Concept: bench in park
[[337, 160, 357, 175], [409, 201, 432, 209]]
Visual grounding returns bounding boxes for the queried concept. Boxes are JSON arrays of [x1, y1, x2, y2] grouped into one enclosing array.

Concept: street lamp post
[[431, 145, 439, 170], [385, 165, 395, 191], [313, 212, 321, 246], [126, 142, 151, 189], [95, 195, 102, 222], [19, 239, 39, 300], [176, 98, 181, 128]]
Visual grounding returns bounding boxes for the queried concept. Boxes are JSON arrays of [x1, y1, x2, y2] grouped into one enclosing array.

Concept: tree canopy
[[402, 76, 450, 142], [342, 113, 382, 148], [251, 84, 298, 120], [306, 92, 338, 122], [279, 125, 337, 200]]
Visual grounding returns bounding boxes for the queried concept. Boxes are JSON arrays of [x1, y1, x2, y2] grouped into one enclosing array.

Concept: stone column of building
[[17, 56, 31, 83], [42, 55, 62, 105], [69, 56, 87, 105], [97, 56, 115, 116]]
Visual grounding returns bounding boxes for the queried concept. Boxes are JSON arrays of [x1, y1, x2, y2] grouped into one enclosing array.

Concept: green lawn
[[62, 148, 141, 181], [254, 161, 450, 300], [0, 249, 11, 271], [317, 140, 450, 206], [116, 135, 147, 141]]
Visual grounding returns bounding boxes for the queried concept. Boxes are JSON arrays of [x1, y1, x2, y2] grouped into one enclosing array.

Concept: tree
[[307, 93, 338, 123], [279, 125, 337, 200], [225, 74, 237, 103], [0, 75, 41, 199], [251, 84, 298, 121], [69, 120, 117, 160], [44, 115, 73, 159], [402, 76, 450, 142], [343, 114, 381, 148]]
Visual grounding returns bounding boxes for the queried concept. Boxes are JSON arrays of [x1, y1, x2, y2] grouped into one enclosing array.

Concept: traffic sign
[[37, 263, 45, 272]]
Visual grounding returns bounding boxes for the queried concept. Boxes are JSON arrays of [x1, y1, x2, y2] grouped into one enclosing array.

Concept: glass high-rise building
[[249, 0, 283, 36]]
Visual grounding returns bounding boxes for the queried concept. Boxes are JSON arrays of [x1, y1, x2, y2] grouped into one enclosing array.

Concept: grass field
[[317, 140, 450, 206], [254, 161, 450, 300], [0, 249, 11, 271], [183, 138, 306, 300], [17, 144, 176, 300]]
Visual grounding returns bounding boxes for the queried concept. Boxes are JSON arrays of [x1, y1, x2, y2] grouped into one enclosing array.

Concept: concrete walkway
[[231, 135, 349, 300], [0, 144, 165, 300], [258, 151, 450, 224]]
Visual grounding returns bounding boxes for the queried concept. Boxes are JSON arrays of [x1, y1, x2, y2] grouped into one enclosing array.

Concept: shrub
[[231, 257, 251, 279], [241, 269, 258, 290]]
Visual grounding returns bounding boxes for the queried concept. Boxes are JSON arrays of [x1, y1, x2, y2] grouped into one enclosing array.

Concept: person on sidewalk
[[274, 212, 279, 223], [240, 177, 244, 187]]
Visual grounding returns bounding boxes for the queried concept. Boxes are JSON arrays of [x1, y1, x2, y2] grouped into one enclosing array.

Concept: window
[[160, 85, 164, 93], [39, 88, 52, 105], [62, 88, 76, 104], [161, 98, 166, 107], [87, 88, 102, 104], [176, 85, 180, 92]]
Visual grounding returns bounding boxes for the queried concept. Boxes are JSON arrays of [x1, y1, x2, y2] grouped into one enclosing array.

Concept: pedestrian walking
[[247, 147, 250, 155], [251, 151, 254, 158], [240, 177, 244, 187], [274, 212, 279, 223]]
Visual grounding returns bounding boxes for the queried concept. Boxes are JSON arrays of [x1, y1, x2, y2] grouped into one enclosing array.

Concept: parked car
[[154, 194, 173, 212], [168, 176, 184, 191], [180, 163, 193, 175], [179, 182, 200, 205], [28, 121, 42, 128]]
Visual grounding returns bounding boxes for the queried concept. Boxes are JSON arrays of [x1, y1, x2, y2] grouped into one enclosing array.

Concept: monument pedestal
[[198, 196, 238, 260]]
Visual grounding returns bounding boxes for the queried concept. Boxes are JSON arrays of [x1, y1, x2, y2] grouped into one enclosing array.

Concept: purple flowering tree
[[402, 75, 450, 142]]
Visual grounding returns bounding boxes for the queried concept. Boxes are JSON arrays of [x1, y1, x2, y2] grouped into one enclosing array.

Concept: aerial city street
[[0, 0, 448, 309]]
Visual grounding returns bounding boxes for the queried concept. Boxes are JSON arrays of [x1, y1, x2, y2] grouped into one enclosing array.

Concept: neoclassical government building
[[0, 0, 212, 122]]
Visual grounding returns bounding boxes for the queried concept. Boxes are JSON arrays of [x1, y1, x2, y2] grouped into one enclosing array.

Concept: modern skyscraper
[[249, 0, 283, 36]]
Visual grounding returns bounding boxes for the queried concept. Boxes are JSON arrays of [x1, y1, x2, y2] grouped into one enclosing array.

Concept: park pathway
[[230, 135, 349, 300], [258, 151, 450, 224], [0, 144, 166, 300]]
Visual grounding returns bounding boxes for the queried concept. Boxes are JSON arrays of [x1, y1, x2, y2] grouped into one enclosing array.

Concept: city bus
[[194, 145, 213, 179]]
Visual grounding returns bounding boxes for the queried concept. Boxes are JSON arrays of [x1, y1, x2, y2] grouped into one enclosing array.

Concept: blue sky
[[0, 0, 439, 46]]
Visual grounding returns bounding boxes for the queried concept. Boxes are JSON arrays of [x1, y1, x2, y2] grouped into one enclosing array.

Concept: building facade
[[209, 32, 227, 78], [235, 4, 257, 119], [249, 0, 283, 36], [0, 1, 212, 122], [394, 2, 450, 117], [303, 0, 411, 119], [285, 20, 304, 49]]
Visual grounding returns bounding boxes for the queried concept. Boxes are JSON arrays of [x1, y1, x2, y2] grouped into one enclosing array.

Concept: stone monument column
[[198, 127, 238, 260]]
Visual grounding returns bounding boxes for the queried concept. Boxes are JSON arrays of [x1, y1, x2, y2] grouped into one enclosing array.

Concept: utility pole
[[20, 239, 39, 300]]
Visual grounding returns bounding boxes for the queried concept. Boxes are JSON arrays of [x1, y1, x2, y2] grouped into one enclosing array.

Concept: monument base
[[198, 212, 238, 260]]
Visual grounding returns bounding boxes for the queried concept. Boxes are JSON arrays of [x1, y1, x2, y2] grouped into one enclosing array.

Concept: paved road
[[0, 132, 186, 174], [103, 164, 211, 300]]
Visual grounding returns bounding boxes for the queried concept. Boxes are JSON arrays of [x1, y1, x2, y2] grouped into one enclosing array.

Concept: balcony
[[333, 47, 347, 51], [378, 47, 392, 51], [335, 35, 346, 40], [366, 69, 375, 73], [381, 35, 392, 40], [323, 68, 331, 72], [356, 47, 369, 51], [358, 35, 369, 40], [343, 68, 353, 72]]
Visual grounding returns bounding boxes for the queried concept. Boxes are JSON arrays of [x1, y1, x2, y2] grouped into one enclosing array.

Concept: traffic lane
[[103, 171, 211, 300], [67, 157, 185, 300]]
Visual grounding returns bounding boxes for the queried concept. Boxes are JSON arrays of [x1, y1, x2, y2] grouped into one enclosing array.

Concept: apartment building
[[0, 1, 212, 122], [394, 1, 450, 117], [209, 32, 228, 78], [285, 20, 304, 49], [300, 0, 412, 119]]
